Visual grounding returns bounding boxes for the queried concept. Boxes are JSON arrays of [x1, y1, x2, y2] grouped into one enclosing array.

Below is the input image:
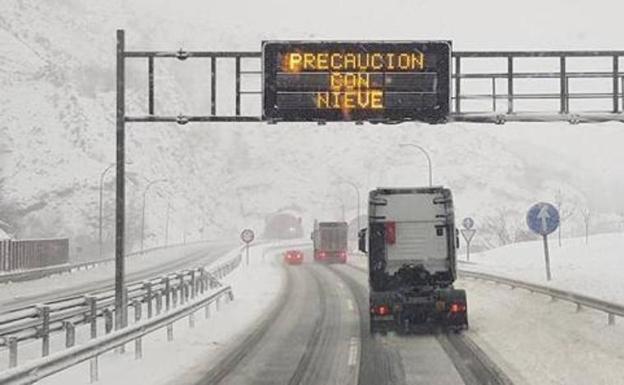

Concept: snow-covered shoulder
[[460, 233, 624, 304]]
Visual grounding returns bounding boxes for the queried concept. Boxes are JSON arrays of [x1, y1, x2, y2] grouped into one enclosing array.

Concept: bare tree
[[580, 208, 590, 244], [482, 209, 513, 247], [554, 189, 575, 247]]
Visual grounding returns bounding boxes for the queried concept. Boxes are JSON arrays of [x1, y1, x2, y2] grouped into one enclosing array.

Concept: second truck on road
[[359, 187, 468, 334], [311, 221, 348, 263]]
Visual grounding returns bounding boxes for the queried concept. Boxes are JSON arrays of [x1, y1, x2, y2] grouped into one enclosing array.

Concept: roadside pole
[[114, 29, 126, 330], [240, 229, 255, 266], [542, 234, 552, 281], [460, 217, 476, 262]]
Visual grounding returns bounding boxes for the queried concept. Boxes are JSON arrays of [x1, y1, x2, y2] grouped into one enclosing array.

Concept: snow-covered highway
[[4, 239, 624, 385]]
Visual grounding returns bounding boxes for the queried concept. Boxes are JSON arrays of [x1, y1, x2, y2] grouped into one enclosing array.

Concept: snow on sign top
[[526, 202, 560, 236], [241, 229, 255, 244], [262, 41, 451, 122]]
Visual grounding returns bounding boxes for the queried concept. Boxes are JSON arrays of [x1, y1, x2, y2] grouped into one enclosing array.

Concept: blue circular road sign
[[526, 202, 560, 236]]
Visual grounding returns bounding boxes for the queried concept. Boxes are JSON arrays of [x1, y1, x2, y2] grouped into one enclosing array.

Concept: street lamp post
[[399, 143, 433, 187], [99, 163, 134, 260], [99, 163, 116, 260], [164, 201, 170, 247], [141, 179, 167, 253]]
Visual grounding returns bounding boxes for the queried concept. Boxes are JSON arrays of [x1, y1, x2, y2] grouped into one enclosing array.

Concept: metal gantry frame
[[452, 50, 624, 123], [114, 30, 263, 329], [114, 29, 624, 329]]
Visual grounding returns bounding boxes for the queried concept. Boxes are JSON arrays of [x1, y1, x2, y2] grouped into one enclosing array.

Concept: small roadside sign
[[240, 229, 255, 244], [461, 229, 476, 243], [527, 203, 559, 236], [526, 202, 559, 281], [462, 217, 474, 230], [460, 227, 476, 262], [240, 229, 255, 266]]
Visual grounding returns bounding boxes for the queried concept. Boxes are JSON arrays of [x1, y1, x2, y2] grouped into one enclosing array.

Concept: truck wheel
[[402, 318, 410, 334], [370, 321, 388, 336], [369, 321, 377, 335]]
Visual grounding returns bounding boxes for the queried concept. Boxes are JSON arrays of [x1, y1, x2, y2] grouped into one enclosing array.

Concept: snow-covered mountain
[[1, 0, 623, 259]]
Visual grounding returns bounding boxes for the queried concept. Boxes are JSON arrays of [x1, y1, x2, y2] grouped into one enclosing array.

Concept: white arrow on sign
[[538, 204, 550, 233]]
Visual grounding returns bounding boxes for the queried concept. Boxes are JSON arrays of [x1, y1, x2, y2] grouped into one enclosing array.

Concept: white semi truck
[[358, 187, 468, 334]]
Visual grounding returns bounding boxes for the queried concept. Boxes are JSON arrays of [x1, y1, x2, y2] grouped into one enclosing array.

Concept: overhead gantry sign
[[262, 41, 451, 122]]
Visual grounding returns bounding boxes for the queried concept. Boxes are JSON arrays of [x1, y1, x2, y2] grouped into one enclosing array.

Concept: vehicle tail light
[[449, 303, 466, 313], [385, 222, 396, 245], [339, 251, 347, 258], [372, 304, 391, 316], [317, 251, 326, 259]]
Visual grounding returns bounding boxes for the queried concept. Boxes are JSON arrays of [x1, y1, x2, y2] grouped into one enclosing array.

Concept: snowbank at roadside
[[460, 233, 624, 304]]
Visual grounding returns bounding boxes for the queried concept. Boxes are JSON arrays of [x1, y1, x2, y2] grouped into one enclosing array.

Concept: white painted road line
[[348, 337, 359, 367], [347, 299, 355, 312]]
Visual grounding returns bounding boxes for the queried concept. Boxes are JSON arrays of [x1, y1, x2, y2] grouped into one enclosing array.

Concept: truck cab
[[360, 187, 467, 334]]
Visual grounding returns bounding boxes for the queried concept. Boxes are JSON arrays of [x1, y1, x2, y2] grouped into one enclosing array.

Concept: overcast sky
[[119, 0, 624, 51]]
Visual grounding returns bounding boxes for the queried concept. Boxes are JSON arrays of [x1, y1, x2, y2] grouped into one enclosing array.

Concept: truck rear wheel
[[369, 320, 388, 336]]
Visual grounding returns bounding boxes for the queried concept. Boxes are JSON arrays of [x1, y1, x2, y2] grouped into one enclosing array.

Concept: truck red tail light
[[317, 251, 326, 259], [449, 303, 466, 313], [385, 222, 396, 245], [372, 304, 391, 316], [338, 251, 347, 258]]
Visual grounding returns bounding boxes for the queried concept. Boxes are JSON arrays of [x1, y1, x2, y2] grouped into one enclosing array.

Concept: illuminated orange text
[[316, 90, 384, 109], [284, 52, 425, 72]]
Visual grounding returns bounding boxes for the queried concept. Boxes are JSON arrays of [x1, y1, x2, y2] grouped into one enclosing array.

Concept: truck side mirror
[[455, 228, 460, 248], [358, 228, 367, 253]]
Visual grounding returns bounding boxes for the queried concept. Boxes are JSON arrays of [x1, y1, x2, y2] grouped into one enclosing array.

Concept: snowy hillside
[[1, 0, 623, 260]]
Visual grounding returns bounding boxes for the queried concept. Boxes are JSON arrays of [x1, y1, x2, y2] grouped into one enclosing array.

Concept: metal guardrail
[[459, 269, 624, 325], [0, 249, 242, 369], [0, 240, 306, 384], [0, 285, 234, 385], [0, 240, 211, 284]]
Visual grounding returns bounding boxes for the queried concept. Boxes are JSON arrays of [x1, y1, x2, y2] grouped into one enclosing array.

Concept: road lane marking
[[348, 337, 359, 367], [347, 299, 355, 312]]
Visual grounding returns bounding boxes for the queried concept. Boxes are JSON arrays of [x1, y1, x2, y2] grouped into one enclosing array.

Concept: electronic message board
[[262, 41, 451, 122]]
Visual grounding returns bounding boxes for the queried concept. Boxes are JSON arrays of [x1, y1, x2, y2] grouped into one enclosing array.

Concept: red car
[[284, 249, 304, 265]]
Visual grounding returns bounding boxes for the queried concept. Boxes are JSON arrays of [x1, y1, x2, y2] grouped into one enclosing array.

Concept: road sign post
[[240, 229, 255, 266], [115, 29, 126, 330], [460, 217, 476, 262], [527, 202, 560, 281], [542, 234, 551, 281]]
